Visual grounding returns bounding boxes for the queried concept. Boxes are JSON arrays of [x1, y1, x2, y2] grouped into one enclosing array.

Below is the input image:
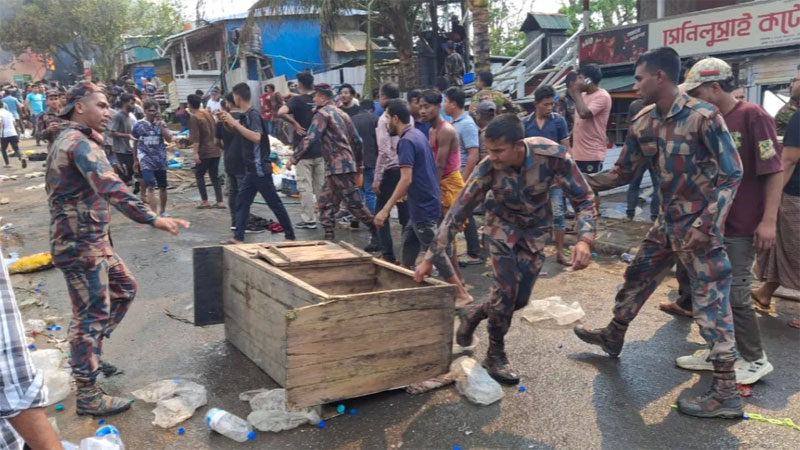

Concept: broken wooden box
[[193, 241, 455, 408]]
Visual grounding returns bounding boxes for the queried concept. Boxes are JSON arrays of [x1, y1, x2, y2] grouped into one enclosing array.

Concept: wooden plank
[[285, 287, 454, 408], [283, 263, 376, 295], [256, 240, 372, 267], [193, 246, 224, 325], [371, 258, 450, 286]]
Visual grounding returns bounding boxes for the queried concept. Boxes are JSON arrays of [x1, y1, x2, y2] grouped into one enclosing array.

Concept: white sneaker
[[735, 356, 774, 385], [675, 349, 714, 371]]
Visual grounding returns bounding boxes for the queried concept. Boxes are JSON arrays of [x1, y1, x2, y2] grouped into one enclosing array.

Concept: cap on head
[[679, 57, 733, 93], [314, 83, 333, 97], [57, 81, 102, 118], [46, 89, 60, 98], [477, 100, 497, 115]]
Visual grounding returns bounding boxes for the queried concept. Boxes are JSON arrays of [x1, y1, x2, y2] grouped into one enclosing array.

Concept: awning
[[601, 75, 635, 93]]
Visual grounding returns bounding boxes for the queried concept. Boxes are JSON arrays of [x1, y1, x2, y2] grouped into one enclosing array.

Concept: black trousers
[[195, 157, 223, 203], [375, 167, 410, 262]]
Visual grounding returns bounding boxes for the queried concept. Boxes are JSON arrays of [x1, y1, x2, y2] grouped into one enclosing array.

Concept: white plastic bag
[[30, 349, 71, 406], [26, 319, 47, 333], [245, 388, 320, 432], [519, 296, 585, 326], [30, 349, 65, 371], [451, 357, 504, 406], [132, 379, 207, 428]]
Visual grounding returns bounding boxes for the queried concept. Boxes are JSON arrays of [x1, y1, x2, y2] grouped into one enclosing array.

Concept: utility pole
[[364, 0, 376, 99], [430, 0, 439, 83], [582, 0, 590, 31]]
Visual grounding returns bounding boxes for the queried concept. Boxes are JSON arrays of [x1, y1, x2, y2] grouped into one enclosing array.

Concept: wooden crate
[[195, 241, 455, 409]]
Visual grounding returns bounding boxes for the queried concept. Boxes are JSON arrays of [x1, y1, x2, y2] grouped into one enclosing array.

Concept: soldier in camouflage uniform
[[290, 83, 377, 242], [573, 47, 744, 419], [469, 70, 517, 115], [46, 82, 190, 416], [37, 89, 66, 149], [774, 65, 800, 138], [415, 114, 596, 384], [444, 40, 465, 87]]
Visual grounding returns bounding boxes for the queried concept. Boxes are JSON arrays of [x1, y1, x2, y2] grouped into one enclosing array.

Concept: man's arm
[[375, 167, 412, 228], [558, 155, 596, 244], [434, 126, 456, 180], [751, 110, 784, 250], [72, 140, 158, 224], [586, 131, 646, 192], [278, 103, 305, 135], [374, 114, 392, 185], [460, 118, 480, 180], [346, 117, 364, 168], [692, 114, 743, 239], [160, 121, 173, 143], [132, 139, 140, 170], [294, 110, 327, 162], [8, 408, 62, 449]]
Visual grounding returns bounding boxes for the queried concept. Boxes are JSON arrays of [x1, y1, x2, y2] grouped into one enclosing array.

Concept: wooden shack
[[193, 241, 455, 409]]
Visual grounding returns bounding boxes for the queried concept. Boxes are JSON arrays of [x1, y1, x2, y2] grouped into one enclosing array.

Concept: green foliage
[[558, 0, 637, 33], [0, 0, 184, 79], [489, 2, 526, 57]]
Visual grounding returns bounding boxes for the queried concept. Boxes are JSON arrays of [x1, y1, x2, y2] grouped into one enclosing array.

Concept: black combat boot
[[483, 338, 520, 385], [573, 318, 628, 357], [76, 380, 131, 416], [456, 306, 487, 350], [677, 360, 744, 419]]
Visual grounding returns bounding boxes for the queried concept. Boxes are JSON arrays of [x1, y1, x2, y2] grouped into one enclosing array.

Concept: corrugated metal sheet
[[167, 76, 219, 108], [520, 13, 570, 32], [750, 54, 798, 85]]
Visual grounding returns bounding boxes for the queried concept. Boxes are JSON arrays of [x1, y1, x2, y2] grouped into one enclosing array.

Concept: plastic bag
[[518, 296, 585, 326], [238, 388, 270, 402], [8, 252, 54, 274], [30, 349, 65, 371], [26, 319, 47, 333], [132, 379, 207, 428], [29, 349, 71, 406], [245, 389, 320, 432], [451, 357, 504, 406]]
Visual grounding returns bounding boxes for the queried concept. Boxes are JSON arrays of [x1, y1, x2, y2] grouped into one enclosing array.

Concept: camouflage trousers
[[319, 173, 375, 231], [60, 253, 137, 384], [613, 225, 737, 362], [476, 237, 545, 344]]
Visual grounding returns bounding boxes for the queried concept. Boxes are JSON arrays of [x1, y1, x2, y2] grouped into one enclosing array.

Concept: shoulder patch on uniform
[[632, 104, 655, 122], [526, 137, 566, 158], [759, 139, 777, 160]]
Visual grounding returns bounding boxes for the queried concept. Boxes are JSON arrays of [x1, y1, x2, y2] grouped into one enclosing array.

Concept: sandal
[[213, 204, 226, 209], [658, 301, 692, 317], [789, 318, 800, 329], [197, 204, 211, 209], [751, 292, 771, 310], [220, 239, 242, 245]]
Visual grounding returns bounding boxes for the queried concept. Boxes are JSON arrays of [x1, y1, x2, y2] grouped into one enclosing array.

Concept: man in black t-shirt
[[279, 71, 325, 229], [216, 95, 244, 229], [218, 83, 295, 243]]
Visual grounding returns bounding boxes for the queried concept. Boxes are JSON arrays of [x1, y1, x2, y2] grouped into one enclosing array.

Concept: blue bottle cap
[[177, 427, 185, 435], [349, 409, 357, 416], [28, 344, 35, 350], [98, 419, 105, 425], [55, 326, 62, 331], [54, 404, 64, 411], [247, 431, 256, 440], [163, 246, 168, 252], [318, 421, 326, 429], [336, 404, 345, 414], [454, 446, 462, 450], [518, 386, 526, 392]]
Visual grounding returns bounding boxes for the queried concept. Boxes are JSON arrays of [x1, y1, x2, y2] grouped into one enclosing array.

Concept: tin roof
[[520, 13, 571, 33]]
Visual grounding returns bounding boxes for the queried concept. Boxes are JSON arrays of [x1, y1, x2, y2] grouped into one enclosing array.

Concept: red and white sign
[[649, 0, 800, 57]]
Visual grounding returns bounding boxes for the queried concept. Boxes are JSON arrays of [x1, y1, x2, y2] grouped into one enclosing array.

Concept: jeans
[[401, 221, 454, 278], [195, 157, 223, 203], [376, 168, 409, 262], [264, 119, 274, 136], [626, 162, 659, 220], [550, 187, 566, 230], [227, 171, 241, 227], [234, 173, 295, 241], [1, 136, 21, 165], [360, 167, 377, 213], [31, 112, 42, 144]]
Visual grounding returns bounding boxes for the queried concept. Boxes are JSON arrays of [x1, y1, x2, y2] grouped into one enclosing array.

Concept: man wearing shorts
[[133, 100, 172, 216]]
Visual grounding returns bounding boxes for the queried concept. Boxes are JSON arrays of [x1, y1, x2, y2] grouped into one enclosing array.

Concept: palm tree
[[468, 0, 490, 72], [248, 0, 426, 90]]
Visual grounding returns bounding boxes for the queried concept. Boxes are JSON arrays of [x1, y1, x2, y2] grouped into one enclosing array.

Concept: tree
[[250, 0, 426, 91], [558, 0, 637, 32], [489, 2, 526, 57], [0, 0, 184, 81], [468, 0, 490, 72]]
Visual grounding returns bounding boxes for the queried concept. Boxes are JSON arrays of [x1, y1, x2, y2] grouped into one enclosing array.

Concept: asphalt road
[[2, 138, 798, 450]]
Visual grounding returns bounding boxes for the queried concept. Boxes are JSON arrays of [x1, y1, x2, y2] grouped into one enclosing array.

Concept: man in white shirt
[[0, 103, 26, 168], [205, 88, 222, 113]]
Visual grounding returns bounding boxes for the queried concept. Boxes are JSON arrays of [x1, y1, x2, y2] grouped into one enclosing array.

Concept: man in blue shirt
[[523, 84, 572, 265], [26, 85, 46, 146], [445, 86, 483, 266], [2, 90, 22, 134], [374, 100, 472, 306]]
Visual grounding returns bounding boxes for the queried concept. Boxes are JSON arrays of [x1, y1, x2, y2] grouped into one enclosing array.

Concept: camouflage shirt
[[296, 102, 363, 176], [46, 123, 157, 267], [588, 93, 743, 249], [774, 100, 798, 139], [445, 52, 465, 87], [470, 88, 516, 114], [36, 110, 65, 148], [425, 137, 596, 261]]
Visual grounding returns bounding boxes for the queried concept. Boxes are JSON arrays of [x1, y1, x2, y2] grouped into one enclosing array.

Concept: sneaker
[[337, 215, 354, 226], [735, 356, 774, 385], [296, 221, 318, 229], [230, 226, 236, 231], [245, 226, 266, 234], [159, 212, 170, 218], [675, 349, 714, 371]]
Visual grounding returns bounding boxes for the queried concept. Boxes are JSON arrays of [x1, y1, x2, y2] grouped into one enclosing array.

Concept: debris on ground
[[132, 379, 207, 428], [8, 252, 54, 274], [451, 356, 504, 406], [30, 349, 72, 406], [518, 296, 585, 326], [244, 388, 320, 432], [206, 408, 255, 442], [406, 371, 457, 395], [79, 425, 124, 450]]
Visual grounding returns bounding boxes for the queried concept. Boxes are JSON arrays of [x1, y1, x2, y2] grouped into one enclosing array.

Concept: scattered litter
[[336, 404, 345, 414], [31, 349, 72, 407], [177, 428, 185, 435], [349, 409, 357, 416], [98, 420, 105, 425], [26, 319, 47, 333], [518, 386, 526, 392], [0, 198, 8, 205], [162, 308, 194, 325], [24, 171, 45, 178], [206, 408, 254, 442], [55, 404, 64, 411], [28, 344, 36, 350], [132, 379, 207, 428], [246, 388, 320, 432], [162, 246, 168, 253], [24, 183, 46, 190], [8, 252, 54, 274], [519, 296, 585, 326], [238, 388, 270, 402], [318, 421, 326, 429], [591, 252, 598, 259], [80, 425, 123, 450], [465, 430, 473, 436], [451, 356, 504, 406], [1, 224, 14, 231], [738, 384, 753, 397], [558, 344, 563, 349], [621, 253, 632, 263]]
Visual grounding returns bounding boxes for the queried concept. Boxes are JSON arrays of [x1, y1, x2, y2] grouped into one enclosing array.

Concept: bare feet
[[658, 301, 692, 317], [454, 287, 474, 308], [789, 318, 800, 329], [556, 253, 570, 266], [750, 288, 772, 309]]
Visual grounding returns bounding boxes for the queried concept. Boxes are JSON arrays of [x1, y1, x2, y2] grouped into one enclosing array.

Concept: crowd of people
[[2, 42, 800, 447]]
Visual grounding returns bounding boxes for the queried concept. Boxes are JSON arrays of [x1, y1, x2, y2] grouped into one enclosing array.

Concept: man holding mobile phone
[[570, 64, 612, 175]]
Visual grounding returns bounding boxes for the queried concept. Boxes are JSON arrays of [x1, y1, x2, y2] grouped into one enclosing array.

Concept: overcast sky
[[181, 0, 563, 22]]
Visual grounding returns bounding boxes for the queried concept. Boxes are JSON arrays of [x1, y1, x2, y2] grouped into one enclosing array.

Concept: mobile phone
[[585, 77, 593, 85]]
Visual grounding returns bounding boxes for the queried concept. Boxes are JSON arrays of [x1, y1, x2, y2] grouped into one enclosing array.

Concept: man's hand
[[217, 110, 234, 125], [294, 125, 307, 136], [47, 122, 60, 132], [355, 169, 363, 188], [133, 161, 140, 174], [193, 154, 201, 165], [153, 217, 191, 235], [372, 180, 380, 195], [414, 259, 434, 283], [570, 240, 592, 271], [683, 227, 711, 251], [374, 209, 389, 228], [754, 219, 777, 251]]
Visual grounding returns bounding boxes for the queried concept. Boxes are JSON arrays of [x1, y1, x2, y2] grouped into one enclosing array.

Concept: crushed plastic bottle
[[621, 253, 632, 263], [206, 408, 254, 442], [80, 425, 124, 450]]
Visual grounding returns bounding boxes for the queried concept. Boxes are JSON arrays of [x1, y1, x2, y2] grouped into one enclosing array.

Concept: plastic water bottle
[[206, 408, 255, 442], [80, 425, 124, 450]]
